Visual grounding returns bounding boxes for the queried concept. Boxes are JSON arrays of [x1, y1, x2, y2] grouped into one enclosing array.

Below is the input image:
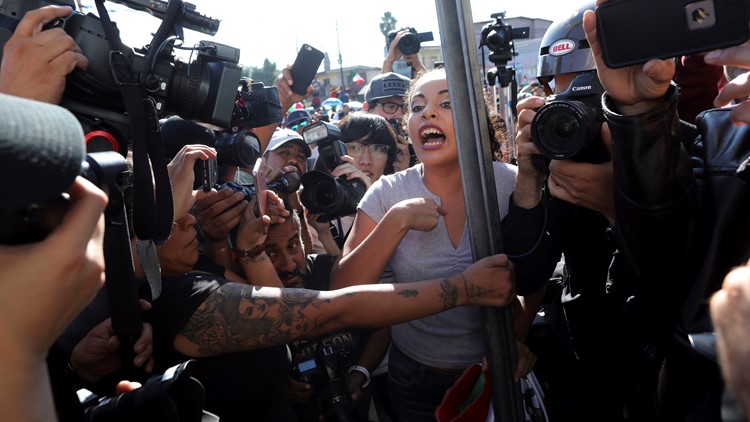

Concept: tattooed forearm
[[180, 283, 336, 355], [460, 274, 488, 304], [398, 289, 419, 298], [439, 278, 458, 309]]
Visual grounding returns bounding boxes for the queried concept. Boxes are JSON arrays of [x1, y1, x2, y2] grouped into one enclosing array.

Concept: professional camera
[[480, 12, 529, 88], [217, 171, 301, 200], [300, 122, 367, 222], [83, 360, 215, 422], [0, 0, 245, 155], [0, 151, 127, 245], [232, 79, 283, 130], [292, 344, 358, 421], [530, 71, 610, 164], [386, 27, 434, 56]]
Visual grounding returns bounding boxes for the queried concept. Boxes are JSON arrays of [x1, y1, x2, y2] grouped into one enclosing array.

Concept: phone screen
[[251, 157, 267, 217]]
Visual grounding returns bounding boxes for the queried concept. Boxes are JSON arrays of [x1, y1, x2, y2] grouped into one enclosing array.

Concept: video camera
[[300, 122, 367, 222], [530, 71, 610, 164], [0, 0, 253, 155], [386, 27, 434, 56], [480, 12, 529, 87]]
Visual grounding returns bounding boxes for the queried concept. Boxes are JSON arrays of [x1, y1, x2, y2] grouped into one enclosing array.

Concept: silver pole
[[434, 1, 523, 420]]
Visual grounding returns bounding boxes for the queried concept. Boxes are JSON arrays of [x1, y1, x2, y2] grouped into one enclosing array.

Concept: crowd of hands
[[4, 1, 750, 420]]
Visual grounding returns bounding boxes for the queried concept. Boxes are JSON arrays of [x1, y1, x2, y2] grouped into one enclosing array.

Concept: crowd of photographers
[[4, 0, 750, 421]]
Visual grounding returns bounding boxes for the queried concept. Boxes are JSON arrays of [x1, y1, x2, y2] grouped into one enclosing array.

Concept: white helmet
[[537, 2, 597, 84]]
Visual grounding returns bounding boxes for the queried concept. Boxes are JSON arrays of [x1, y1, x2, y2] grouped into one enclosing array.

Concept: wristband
[[348, 365, 371, 389], [236, 245, 266, 262]]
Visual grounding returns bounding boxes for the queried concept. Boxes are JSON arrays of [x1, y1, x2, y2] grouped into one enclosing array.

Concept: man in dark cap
[[364, 72, 413, 171]]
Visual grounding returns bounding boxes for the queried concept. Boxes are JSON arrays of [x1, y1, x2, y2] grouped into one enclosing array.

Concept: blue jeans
[[388, 345, 462, 422]]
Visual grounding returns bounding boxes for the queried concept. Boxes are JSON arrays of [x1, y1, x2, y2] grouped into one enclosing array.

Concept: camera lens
[[300, 171, 366, 220], [398, 33, 421, 55], [214, 131, 261, 167], [531, 101, 598, 160]]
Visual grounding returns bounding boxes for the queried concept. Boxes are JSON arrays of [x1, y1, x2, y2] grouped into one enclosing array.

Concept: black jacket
[[605, 83, 750, 420]]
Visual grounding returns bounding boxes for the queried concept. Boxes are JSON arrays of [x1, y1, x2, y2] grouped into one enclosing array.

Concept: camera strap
[[95, 0, 174, 244]]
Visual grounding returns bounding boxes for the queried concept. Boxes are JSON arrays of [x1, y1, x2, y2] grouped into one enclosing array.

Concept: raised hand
[[582, 4, 674, 115], [0, 5, 88, 103]]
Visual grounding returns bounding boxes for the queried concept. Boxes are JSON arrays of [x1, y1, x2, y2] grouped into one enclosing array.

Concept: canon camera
[[530, 71, 610, 164]]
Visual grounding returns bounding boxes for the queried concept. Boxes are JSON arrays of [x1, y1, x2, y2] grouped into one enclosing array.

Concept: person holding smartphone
[[583, 2, 750, 419]]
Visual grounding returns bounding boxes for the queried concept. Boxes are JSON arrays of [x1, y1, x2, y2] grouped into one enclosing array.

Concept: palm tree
[[380, 11, 397, 46]]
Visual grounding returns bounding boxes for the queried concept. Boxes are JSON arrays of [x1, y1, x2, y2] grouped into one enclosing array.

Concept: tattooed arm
[[174, 253, 514, 357]]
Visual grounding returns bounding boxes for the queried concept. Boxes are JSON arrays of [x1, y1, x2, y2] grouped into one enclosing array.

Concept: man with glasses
[[365, 72, 414, 171]]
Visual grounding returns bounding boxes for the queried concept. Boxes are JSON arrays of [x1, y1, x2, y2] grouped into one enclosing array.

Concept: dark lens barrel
[[214, 131, 261, 167], [300, 171, 346, 215], [531, 101, 599, 160], [300, 171, 365, 220], [398, 32, 421, 55]]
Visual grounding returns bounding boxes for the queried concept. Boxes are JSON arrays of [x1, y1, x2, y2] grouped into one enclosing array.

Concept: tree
[[380, 11, 397, 45], [240, 59, 280, 86]]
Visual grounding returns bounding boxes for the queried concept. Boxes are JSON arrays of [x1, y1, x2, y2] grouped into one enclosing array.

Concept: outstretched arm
[[174, 254, 514, 357]]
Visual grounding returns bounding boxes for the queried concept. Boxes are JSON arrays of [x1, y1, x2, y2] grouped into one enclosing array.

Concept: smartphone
[[290, 44, 325, 95], [596, 0, 750, 69], [251, 157, 267, 217], [196, 157, 218, 192]]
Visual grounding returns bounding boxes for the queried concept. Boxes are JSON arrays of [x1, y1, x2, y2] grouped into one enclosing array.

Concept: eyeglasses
[[377, 102, 407, 115], [345, 142, 390, 160], [289, 120, 310, 131]]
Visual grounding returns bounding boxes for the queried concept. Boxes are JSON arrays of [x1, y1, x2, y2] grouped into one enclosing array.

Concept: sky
[[96, 0, 587, 70]]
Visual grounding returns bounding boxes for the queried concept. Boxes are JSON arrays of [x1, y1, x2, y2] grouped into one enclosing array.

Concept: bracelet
[[236, 245, 266, 263], [348, 365, 371, 389]]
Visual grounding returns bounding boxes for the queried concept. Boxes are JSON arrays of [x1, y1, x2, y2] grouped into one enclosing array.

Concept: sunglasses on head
[[290, 120, 310, 131]]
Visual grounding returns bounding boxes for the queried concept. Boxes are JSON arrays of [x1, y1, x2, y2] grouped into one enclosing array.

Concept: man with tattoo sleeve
[[145, 150, 515, 421]]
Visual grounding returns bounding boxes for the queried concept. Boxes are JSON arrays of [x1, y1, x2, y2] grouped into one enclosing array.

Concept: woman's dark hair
[[336, 112, 399, 174]]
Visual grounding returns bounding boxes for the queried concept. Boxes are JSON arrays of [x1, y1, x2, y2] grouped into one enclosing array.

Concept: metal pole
[[336, 21, 346, 93], [434, 1, 524, 420]]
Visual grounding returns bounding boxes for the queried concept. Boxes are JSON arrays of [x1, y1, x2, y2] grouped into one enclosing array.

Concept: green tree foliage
[[380, 11, 397, 44], [241, 58, 280, 86]]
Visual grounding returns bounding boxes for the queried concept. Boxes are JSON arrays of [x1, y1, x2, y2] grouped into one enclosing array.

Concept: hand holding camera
[[0, 177, 107, 356], [0, 5, 87, 104], [166, 144, 217, 219], [329, 155, 372, 189]]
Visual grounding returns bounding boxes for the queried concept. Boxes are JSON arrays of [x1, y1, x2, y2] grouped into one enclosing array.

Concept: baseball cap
[[285, 109, 312, 128], [266, 128, 312, 157], [0, 93, 85, 209], [365, 72, 411, 103]]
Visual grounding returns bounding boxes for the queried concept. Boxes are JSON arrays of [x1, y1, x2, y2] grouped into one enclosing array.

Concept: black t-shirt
[[146, 263, 295, 422]]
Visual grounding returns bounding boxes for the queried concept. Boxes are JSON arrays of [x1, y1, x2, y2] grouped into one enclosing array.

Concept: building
[[313, 15, 552, 103]]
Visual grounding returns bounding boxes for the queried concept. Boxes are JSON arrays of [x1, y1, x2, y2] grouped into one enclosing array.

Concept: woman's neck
[[421, 162, 463, 197]]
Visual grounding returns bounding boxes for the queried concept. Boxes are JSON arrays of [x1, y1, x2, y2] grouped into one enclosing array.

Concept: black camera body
[[292, 344, 358, 421], [83, 360, 212, 422], [216, 171, 301, 200], [0, 0, 244, 155], [300, 122, 367, 222], [530, 71, 610, 164], [386, 27, 434, 56]]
